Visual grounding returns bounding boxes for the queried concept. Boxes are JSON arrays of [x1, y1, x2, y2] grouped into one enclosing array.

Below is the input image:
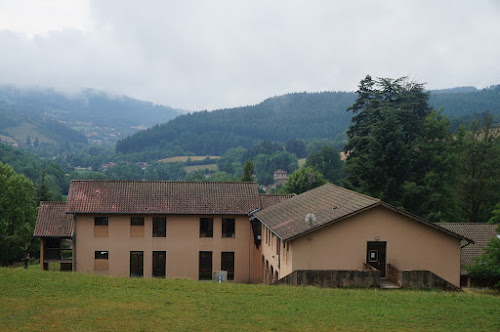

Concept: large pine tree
[[344, 76, 432, 207]]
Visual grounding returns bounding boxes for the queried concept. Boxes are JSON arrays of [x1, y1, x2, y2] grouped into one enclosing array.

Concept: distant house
[[438, 223, 499, 287], [35, 181, 470, 289], [273, 170, 288, 185]]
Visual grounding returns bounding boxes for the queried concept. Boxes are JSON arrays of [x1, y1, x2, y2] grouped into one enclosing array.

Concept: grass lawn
[[0, 268, 499, 331]]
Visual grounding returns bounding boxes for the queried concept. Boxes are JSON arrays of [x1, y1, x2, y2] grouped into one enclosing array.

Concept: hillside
[[116, 91, 357, 156], [116, 85, 500, 157], [0, 86, 181, 145]]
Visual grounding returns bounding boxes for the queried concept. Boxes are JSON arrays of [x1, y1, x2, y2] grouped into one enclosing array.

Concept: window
[[94, 217, 108, 237], [130, 217, 144, 237], [276, 239, 281, 255], [94, 217, 108, 226], [199, 251, 212, 280], [222, 218, 235, 238], [131, 217, 144, 226], [130, 251, 144, 277], [221, 252, 234, 281], [95, 251, 109, 259], [152, 251, 166, 277], [200, 218, 213, 237], [94, 251, 108, 270], [153, 217, 167, 237]]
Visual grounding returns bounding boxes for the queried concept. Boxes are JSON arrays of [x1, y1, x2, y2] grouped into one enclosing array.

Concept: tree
[[467, 204, 500, 288], [217, 147, 247, 177], [282, 166, 326, 194], [0, 162, 38, 266], [344, 76, 432, 208], [254, 151, 299, 186], [144, 162, 186, 181], [241, 160, 254, 181], [285, 139, 307, 158], [305, 146, 344, 184], [36, 170, 51, 205], [455, 113, 500, 222], [400, 110, 461, 222]]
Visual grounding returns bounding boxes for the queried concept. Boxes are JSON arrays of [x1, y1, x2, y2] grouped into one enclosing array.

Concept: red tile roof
[[255, 183, 471, 242], [259, 194, 294, 210], [34, 202, 73, 237], [66, 180, 262, 215], [255, 183, 380, 240], [438, 223, 499, 274]]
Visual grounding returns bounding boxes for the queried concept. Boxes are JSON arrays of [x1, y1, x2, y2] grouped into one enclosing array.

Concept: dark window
[[153, 217, 167, 237], [199, 251, 212, 280], [152, 251, 166, 278], [130, 251, 144, 277], [131, 217, 144, 226], [222, 218, 235, 238], [221, 252, 234, 280], [95, 251, 108, 259], [95, 217, 108, 226], [200, 218, 213, 237]]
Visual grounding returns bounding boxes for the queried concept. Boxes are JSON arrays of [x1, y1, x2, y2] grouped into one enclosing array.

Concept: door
[[366, 241, 386, 277], [130, 251, 144, 277], [152, 251, 166, 278]]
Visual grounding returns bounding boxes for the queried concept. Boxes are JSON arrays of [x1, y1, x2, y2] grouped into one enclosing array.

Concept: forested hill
[[116, 85, 500, 157], [0, 86, 181, 145], [116, 91, 357, 155]]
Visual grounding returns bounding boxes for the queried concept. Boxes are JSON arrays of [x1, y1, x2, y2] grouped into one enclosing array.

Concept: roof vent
[[304, 213, 316, 226], [332, 206, 338, 210]]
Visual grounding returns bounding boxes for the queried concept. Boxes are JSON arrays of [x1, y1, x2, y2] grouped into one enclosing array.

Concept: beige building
[[255, 184, 471, 288], [35, 181, 470, 288]]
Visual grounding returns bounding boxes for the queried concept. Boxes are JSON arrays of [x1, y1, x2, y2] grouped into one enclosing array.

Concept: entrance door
[[366, 241, 386, 277]]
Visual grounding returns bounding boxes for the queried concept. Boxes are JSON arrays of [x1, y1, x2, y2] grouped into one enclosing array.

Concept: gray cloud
[[0, 0, 499, 110]]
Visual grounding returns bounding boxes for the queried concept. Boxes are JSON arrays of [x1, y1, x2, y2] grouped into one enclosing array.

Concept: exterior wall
[[75, 214, 260, 282], [260, 224, 281, 283], [289, 206, 461, 287], [260, 225, 293, 283]]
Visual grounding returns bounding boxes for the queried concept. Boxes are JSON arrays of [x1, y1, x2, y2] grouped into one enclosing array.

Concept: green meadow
[[0, 268, 498, 331]]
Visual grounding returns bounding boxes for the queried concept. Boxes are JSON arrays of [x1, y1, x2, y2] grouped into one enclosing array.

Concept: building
[[254, 183, 471, 288], [438, 223, 499, 287], [35, 181, 290, 282], [35, 181, 470, 289], [273, 170, 288, 185]]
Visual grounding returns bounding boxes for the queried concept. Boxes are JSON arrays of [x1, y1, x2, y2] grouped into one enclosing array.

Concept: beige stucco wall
[[75, 214, 261, 282], [289, 206, 461, 287]]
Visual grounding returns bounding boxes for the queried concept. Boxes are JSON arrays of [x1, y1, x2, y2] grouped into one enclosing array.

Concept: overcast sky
[[0, 0, 499, 111]]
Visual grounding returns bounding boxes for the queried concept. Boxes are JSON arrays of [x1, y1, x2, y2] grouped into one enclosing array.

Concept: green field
[[0, 268, 499, 331], [158, 155, 220, 163]]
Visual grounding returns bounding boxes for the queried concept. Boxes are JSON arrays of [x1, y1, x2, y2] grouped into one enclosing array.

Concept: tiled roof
[[255, 183, 471, 242], [438, 223, 499, 274], [34, 202, 73, 237], [66, 180, 262, 215], [259, 194, 294, 210], [255, 183, 381, 240]]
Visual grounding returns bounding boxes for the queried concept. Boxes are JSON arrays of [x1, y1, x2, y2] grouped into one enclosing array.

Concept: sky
[[0, 0, 499, 111]]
